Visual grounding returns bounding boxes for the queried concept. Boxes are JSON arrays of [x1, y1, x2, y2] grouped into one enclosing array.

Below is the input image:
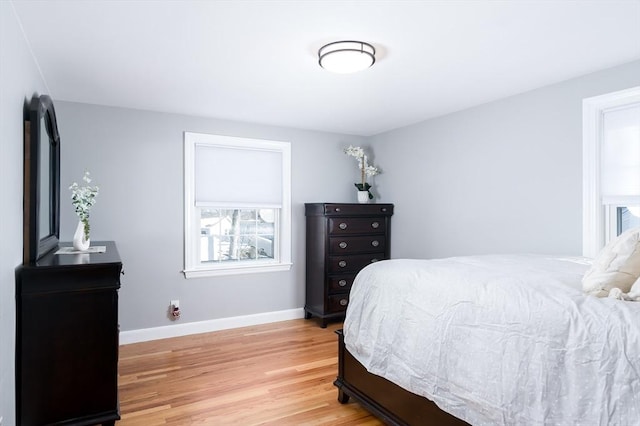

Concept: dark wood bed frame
[[334, 330, 469, 426]]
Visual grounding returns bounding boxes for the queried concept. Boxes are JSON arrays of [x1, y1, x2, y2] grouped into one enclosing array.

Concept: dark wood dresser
[[15, 241, 122, 426], [305, 203, 393, 327]]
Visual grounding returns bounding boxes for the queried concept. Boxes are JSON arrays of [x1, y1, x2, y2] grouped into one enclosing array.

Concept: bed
[[334, 254, 640, 425]]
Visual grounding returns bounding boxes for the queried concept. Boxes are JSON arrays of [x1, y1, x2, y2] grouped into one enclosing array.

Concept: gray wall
[[371, 60, 640, 259], [0, 3, 50, 424], [55, 102, 367, 332]]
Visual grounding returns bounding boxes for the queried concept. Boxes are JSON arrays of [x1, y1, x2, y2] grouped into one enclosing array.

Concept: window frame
[[583, 86, 640, 257], [183, 132, 292, 278]]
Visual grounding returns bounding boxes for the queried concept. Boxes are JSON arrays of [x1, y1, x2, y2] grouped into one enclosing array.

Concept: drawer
[[329, 235, 385, 254], [328, 275, 355, 293], [323, 204, 393, 216], [328, 217, 385, 235], [328, 253, 384, 274], [328, 294, 349, 313]]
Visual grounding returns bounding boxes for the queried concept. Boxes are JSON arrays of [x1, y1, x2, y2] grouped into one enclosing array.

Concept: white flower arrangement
[[343, 145, 380, 199], [69, 170, 99, 239]]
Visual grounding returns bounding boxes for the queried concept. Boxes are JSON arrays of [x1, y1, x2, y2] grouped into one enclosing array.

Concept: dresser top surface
[[305, 203, 394, 217], [23, 241, 121, 268]]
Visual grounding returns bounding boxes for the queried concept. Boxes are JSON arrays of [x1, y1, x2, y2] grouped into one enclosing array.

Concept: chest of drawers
[[15, 241, 122, 426], [305, 203, 394, 327]]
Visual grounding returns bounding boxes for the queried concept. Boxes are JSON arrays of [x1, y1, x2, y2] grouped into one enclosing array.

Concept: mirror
[[23, 94, 60, 263], [38, 116, 51, 239]]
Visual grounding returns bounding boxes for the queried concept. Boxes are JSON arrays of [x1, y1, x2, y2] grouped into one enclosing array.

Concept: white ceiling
[[10, 0, 640, 136]]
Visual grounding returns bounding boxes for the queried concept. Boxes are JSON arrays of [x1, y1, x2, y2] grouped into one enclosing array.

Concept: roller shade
[[601, 104, 640, 198], [195, 143, 283, 208]]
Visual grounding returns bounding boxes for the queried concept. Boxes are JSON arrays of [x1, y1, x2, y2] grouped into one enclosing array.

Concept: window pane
[[199, 208, 276, 263], [617, 206, 640, 235]]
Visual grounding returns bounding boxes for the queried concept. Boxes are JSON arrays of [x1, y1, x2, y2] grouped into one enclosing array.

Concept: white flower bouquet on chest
[[344, 145, 380, 202]]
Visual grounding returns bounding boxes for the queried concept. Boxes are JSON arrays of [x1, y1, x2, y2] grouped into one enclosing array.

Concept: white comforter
[[343, 255, 640, 426]]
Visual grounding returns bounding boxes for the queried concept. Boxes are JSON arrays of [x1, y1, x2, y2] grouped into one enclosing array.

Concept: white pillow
[[582, 227, 640, 297]]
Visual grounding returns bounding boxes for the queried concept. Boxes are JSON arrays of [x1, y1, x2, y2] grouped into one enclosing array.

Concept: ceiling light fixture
[[318, 41, 376, 74]]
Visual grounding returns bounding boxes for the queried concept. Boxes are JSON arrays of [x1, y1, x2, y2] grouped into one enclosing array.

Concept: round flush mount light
[[318, 41, 376, 74]]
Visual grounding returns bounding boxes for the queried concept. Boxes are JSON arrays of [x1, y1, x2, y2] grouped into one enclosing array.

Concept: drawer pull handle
[[381, 207, 387, 212], [339, 260, 347, 268], [371, 221, 380, 229], [339, 298, 348, 306], [339, 222, 348, 230], [339, 242, 348, 249], [371, 240, 379, 247], [335, 207, 341, 212], [338, 279, 347, 287], [371, 258, 379, 263]]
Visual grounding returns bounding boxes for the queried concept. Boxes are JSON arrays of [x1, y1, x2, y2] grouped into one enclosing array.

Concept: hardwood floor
[[118, 319, 382, 425]]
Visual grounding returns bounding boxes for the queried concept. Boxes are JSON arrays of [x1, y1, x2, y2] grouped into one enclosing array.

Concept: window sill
[[183, 262, 292, 278]]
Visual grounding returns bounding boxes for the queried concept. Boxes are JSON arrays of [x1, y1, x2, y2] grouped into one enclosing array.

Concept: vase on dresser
[[357, 191, 370, 204], [72, 220, 90, 251], [354, 182, 373, 204]]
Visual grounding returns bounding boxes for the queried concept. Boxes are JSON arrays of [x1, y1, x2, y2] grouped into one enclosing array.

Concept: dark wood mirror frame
[[23, 94, 60, 263]]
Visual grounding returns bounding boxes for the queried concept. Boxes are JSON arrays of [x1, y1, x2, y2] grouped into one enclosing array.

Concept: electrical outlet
[[170, 299, 181, 320]]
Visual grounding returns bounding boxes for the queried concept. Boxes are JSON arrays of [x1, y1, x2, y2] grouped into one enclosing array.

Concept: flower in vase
[[69, 170, 99, 239], [343, 145, 380, 199]]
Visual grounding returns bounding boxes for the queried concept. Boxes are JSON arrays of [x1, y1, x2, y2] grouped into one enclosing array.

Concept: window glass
[[617, 206, 640, 235], [199, 208, 276, 263]]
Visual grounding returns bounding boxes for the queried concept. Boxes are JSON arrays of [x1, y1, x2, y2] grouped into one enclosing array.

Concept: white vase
[[72, 220, 90, 251], [357, 191, 370, 204]]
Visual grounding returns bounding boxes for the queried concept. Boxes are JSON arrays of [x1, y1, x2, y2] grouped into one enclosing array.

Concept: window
[[583, 86, 640, 257], [184, 132, 291, 277]]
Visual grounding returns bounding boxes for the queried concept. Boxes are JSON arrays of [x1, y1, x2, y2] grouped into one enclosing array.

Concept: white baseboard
[[119, 308, 305, 345]]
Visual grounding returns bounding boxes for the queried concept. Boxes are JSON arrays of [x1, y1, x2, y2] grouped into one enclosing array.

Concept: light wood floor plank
[[118, 319, 382, 425]]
